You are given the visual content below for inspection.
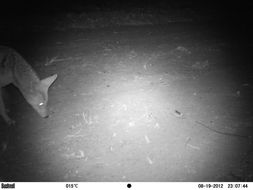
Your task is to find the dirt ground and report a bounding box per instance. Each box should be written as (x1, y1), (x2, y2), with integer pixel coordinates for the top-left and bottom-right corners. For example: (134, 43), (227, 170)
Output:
(0, 23), (253, 181)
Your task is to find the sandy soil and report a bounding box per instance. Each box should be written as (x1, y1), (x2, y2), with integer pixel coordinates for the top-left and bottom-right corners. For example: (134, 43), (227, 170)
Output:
(0, 23), (253, 181)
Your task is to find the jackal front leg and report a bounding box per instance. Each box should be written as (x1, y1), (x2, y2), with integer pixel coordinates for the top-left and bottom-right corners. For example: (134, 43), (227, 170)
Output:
(0, 88), (15, 125)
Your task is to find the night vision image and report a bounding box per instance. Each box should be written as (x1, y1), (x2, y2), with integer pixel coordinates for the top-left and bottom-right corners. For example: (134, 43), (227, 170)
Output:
(0, 0), (252, 182)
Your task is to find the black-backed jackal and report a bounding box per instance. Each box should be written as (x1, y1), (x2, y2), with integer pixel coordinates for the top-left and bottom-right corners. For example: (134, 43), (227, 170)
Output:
(0, 46), (57, 125)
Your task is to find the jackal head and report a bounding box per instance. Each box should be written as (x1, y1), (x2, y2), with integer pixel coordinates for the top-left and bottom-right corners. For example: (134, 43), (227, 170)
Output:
(25, 74), (57, 118)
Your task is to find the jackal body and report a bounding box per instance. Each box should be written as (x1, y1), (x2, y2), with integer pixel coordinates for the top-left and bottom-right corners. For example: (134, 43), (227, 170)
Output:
(0, 46), (57, 125)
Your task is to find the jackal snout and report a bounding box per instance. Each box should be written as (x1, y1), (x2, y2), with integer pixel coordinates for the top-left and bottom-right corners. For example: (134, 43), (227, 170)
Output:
(29, 99), (49, 118)
(34, 104), (49, 118)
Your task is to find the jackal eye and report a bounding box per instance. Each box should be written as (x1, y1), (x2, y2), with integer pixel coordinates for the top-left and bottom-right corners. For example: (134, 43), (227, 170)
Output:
(39, 102), (44, 106)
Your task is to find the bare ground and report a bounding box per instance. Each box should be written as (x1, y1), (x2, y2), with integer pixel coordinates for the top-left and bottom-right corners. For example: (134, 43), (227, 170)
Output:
(0, 23), (253, 181)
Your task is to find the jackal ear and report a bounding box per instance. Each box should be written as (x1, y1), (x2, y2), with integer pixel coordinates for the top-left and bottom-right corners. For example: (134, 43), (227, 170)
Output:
(41, 74), (58, 89)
